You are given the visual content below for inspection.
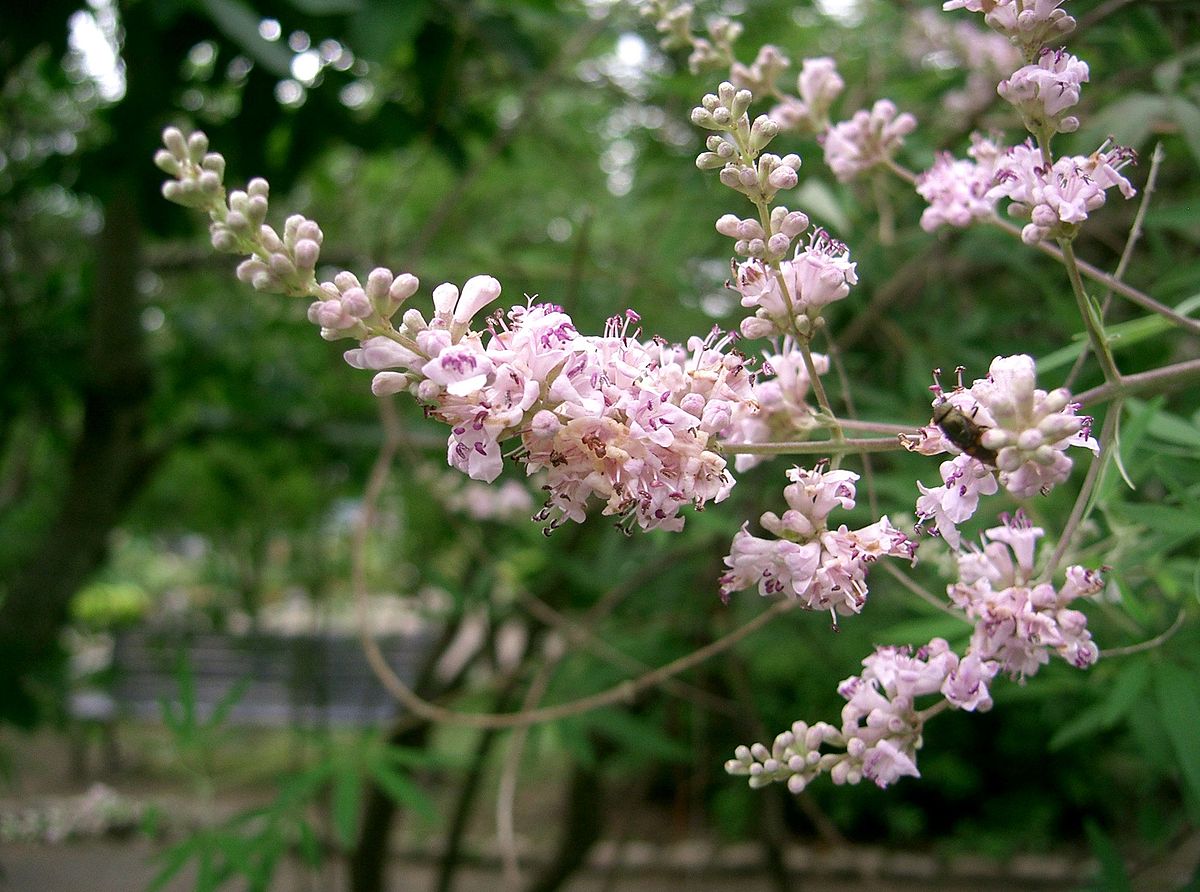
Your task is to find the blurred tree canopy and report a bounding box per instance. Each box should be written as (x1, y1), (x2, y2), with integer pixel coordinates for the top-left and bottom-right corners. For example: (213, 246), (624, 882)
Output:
(2, 0), (1200, 883)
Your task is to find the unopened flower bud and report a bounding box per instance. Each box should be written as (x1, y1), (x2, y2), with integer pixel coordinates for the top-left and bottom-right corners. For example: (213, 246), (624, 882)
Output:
(453, 275), (502, 325)
(401, 307), (427, 332)
(696, 151), (724, 170)
(268, 252), (295, 279)
(210, 228), (237, 252)
(334, 270), (361, 292)
(750, 115), (779, 152)
(768, 166), (798, 190)
(163, 127), (187, 159)
(389, 273), (419, 304)
(198, 170), (222, 193)
(294, 239), (320, 270)
(154, 149), (180, 175)
(371, 372), (411, 396)
(341, 287), (372, 318)
(186, 131), (209, 161)
(247, 177), (269, 199)
(780, 210), (809, 237)
(767, 232), (791, 256)
(715, 214), (742, 238)
(259, 226), (284, 254)
(432, 282), (459, 316)
(202, 153), (225, 177)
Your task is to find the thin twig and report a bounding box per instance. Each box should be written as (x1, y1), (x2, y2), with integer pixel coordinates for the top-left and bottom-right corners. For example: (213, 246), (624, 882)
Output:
(1100, 609), (1186, 658)
(825, 338), (880, 518)
(517, 592), (740, 716)
(1065, 143), (1165, 390)
(721, 436), (904, 456)
(1043, 400), (1122, 578)
(1076, 358), (1200, 407)
(880, 562), (970, 623)
(497, 658), (555, 889)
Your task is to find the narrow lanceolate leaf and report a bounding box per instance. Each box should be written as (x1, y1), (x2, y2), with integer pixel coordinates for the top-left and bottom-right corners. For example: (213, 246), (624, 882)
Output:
(1154, 661), (1200, 819)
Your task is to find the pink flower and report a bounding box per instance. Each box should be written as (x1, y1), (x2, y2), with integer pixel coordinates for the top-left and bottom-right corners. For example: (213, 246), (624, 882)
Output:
(823, 100), (916, 182)
(719, 466), (914, 612)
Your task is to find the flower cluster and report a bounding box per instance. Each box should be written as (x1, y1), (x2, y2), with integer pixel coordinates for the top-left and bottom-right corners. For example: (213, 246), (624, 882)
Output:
(942, 0), (1076, 58)
(822, 100), (917, 183)
(990, 140), (1137, 244)
(767, 57), (845, 134)
(728, 511), (1103, 792)
(997, 48), (1089, 137)
(731, 229), (858, 340)
(951, 514), (1102, 678)
(726, 638), (994, 791)
(906, 354), (1095, 543)
(915, 133), (1003, 232)
(158, 128), (757, 535)
(356, 299), (756, 533)
(719, 466), (914, 613)
(722, 341), (829, 472)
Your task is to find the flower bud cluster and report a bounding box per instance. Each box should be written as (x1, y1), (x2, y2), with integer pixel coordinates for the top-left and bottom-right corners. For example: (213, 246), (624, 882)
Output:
(768, 59), (844, 134)
(950, 513), (1102, 677)
(728, 638), (995, 792)
(997, 48), (1088, 137)
(722, 341), (828, 472)
(715, 206), (809, 262)
(730, 44), (791, 97)
(822, 100), (917, 183)
(989, 140), (1137, 244)
(692, 83), (800, 207)
(915, 133), (1003, 232)
(643, 1), (743, 74)
(308, 268), (420, 341)
(156, 128), (226, 209)
(906, 354), (1096, 544)
(234, 211), (325, 298)
(732, 229), (857, 340)
(942, 0), (1075, 59)
(158, 128), (424, 342)
(718, 465), (914, 613)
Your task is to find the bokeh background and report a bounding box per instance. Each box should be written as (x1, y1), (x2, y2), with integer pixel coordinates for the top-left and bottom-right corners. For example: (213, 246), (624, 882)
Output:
(2, 0), (1199, 889)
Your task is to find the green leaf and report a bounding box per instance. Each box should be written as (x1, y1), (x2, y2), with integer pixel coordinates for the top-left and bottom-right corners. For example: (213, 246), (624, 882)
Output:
(296, 819), (323, 867)
(331, 763), (362, 848)
(148, 838), (198, 892)
(369, 761), (437, 820)
(1076, 93), (1167, 155)
(1167, 98), (1200, 170)
(795, 178), (850, 234)
(1049, 662), (1151, 750)
(1154, 661), (1200, 819)
(1115, 502), (1200, 539)
(205, 677), (249, 731)
(1037, 293), (1200, 375)
(201, 0), (294, 77)
(579, 709), (690, 763)
(348, 0), (428, 65)
(1084, 820), (1132, 892)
